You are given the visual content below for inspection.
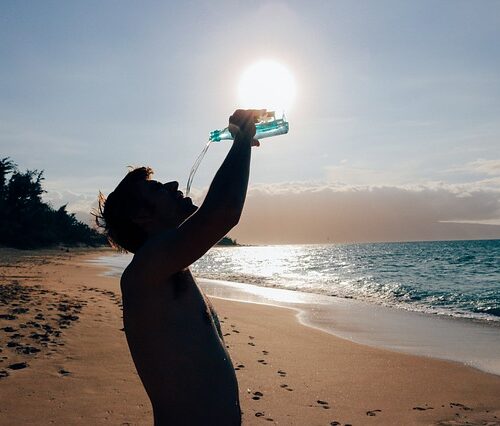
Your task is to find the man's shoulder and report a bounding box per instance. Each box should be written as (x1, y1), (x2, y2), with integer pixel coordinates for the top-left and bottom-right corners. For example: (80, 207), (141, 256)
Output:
(121, 257), (135, 279)
(120, 259), (138, 294)
(120, 250), (192, 294)
(120, 252), (156, 293)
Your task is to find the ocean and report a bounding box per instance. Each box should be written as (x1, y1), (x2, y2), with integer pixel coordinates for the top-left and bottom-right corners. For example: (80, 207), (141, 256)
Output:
(90, 239), (500, 374)
(191, 239), (500, 322)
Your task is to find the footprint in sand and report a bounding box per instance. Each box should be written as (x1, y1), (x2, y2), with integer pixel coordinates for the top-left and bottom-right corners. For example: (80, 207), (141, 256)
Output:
(257, 359), (268, 365)
(254, 412), (274, 422)
(0, 370), (9, 378)
(366, 409), (382, 416)
(0, 314), (17, 320)
(280, 384), (294, 391)
(277, 369), (286, 377)
(16, 345), (41, 355)
(248, 342), (255, 346)
(449, 402), (472, 411)
(317, 400), (331, 409)
(59, 369), (71, 376)
(252, 391), (264, 400)
(262, 350), (269, 355)
(8, 362), (28, 370)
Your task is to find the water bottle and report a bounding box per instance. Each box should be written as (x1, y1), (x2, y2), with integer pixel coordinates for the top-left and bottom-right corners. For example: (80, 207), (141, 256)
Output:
(209, 112), (289, 142)
(186, 111), (289, 196)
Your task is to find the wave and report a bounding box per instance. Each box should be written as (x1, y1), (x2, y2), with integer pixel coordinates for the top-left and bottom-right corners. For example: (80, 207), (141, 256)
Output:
(194, 271), (500, 323)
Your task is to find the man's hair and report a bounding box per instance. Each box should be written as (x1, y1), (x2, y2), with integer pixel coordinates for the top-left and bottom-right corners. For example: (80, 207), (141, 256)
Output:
(95, 166), (154, 253)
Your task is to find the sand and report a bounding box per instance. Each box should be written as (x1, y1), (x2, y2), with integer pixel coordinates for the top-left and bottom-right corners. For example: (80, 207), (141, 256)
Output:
(0, 248), (499, 425)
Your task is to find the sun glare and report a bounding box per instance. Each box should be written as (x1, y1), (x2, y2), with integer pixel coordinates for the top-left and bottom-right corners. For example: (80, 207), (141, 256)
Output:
(238, 60), (296, 113)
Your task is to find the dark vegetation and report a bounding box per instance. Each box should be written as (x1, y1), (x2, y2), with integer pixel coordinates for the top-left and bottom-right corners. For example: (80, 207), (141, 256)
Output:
(0, 157), (106, 249)
(217, 236), (238, 246)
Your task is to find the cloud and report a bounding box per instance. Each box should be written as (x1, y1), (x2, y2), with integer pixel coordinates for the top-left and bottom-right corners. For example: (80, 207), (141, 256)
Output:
(42, 174), (500, 244)
(230, 182), (500, 244)
(453, 159), (500, 177)
(325, 163), (407, 186)
(43, 189), (99, 226)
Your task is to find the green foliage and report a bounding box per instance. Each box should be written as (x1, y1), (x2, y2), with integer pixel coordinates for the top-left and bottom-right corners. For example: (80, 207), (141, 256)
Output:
(0, 157), (107, 249)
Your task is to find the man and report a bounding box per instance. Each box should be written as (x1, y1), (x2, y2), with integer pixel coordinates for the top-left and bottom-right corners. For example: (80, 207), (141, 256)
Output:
(97, 110), (261, 425)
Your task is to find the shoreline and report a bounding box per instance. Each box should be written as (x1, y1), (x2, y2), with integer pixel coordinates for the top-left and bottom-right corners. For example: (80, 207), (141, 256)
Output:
(198, 278), (500, 377)
(1, 248), (500, 425)
(89, 253), (500, 377)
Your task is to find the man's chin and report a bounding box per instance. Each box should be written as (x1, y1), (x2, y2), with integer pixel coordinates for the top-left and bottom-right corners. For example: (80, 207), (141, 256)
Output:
(185, 201), (198, 216)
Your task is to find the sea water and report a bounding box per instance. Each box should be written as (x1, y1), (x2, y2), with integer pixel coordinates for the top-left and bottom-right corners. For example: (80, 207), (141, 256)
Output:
(191, 240), (500, 322)
(90, 239), (500, 374)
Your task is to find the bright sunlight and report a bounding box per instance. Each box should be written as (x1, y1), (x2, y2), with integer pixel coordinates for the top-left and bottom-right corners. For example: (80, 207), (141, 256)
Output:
(238, 59), (296, 113)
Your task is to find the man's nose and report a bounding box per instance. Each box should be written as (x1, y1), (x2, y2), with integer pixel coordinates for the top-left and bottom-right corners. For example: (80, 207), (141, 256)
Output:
(164, 181), (179, 192)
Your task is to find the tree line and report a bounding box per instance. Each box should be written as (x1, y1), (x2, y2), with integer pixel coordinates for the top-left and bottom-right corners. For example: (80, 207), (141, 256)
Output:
(0, 157), (106, 249)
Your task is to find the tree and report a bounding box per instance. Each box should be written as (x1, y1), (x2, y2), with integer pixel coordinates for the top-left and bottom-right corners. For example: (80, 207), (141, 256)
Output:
(0, 157), (16, 198)
(0, 157), (107, 249)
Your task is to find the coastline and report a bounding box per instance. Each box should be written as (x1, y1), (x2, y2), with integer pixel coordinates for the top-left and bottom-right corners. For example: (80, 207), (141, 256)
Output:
(1, 249), (499, 425)
(197, 278), (500, 377)
(90, 253), (500, 377)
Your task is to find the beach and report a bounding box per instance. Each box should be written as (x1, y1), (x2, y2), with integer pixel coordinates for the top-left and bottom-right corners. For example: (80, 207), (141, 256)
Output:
(1, 249), (499, 425)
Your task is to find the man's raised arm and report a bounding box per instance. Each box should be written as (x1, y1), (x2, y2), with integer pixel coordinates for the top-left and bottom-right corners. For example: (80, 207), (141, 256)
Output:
(132, 109), (260, 279)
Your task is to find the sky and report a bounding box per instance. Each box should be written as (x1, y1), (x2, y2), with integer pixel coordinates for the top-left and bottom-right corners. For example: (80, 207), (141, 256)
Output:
(1, 1), (500, 244)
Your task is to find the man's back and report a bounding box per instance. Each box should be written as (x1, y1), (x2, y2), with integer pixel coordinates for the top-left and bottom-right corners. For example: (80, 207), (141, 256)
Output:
(121, 266), (241, 425)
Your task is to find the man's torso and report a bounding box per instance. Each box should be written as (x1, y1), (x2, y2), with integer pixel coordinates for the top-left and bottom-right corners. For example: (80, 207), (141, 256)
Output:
(120, 267), (241, 425)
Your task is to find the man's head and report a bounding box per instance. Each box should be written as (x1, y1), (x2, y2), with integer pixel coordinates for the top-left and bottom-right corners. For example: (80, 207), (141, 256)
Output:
(96, 167), (197, 253)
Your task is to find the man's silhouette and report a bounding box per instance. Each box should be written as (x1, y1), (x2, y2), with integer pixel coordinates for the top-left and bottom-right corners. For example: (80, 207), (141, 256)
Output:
(97, 110), (261, 425)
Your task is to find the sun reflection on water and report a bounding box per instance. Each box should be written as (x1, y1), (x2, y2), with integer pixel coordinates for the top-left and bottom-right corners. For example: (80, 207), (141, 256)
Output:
(212, 245), (307, 281)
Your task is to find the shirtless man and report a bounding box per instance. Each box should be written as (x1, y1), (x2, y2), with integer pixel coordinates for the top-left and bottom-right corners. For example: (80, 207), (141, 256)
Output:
(97, 110), (261, 425)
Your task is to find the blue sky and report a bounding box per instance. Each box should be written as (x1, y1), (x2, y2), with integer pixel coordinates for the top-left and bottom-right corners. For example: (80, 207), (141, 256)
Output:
(1, 1), (500, 242)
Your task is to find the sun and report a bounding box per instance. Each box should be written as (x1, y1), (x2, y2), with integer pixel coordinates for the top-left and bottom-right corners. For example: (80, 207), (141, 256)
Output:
(238, 60), (296, 113)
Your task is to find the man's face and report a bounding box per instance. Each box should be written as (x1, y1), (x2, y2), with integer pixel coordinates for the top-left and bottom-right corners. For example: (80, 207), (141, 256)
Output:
(136, 180), (197, 230)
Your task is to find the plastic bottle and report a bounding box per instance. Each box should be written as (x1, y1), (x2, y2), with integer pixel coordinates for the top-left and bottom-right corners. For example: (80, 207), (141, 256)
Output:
(209, 112), (289, 142)
(186, 111), (289, 196)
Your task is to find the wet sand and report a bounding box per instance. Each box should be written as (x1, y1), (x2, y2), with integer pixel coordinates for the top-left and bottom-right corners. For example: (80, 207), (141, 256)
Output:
(0, 248), (499, 425)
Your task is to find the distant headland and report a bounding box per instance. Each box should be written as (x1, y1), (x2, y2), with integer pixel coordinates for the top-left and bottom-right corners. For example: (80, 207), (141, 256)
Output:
(217, 236), (239, 246)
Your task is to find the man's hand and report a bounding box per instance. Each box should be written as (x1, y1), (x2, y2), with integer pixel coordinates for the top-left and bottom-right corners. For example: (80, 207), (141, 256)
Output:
(228, 109), (264, 147)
